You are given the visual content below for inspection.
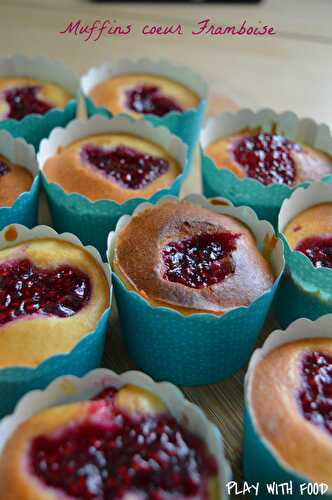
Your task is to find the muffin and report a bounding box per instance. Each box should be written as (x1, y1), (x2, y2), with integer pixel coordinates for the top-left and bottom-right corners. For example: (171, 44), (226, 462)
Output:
(113, 199), (275, 314)
(0, 153), (33, 207)
(205, 130), (332, 187)
(283, 203), (332, 268)
(0, 237), (109, 367)
(0, 383), (219, 499)
(89, 73), (200, 118)
(0, 77), (72, 120)
(247, 337), (332, 489)
(109, 196), (283, 385)
(43, 132), (181, 203)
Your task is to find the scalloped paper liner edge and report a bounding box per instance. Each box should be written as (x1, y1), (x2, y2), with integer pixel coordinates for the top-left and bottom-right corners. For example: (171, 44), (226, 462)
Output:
(107, 193), (285, 316)
(200, 109), (332, 199)
(0, 223), (112, 370)
(0, 130), (38, 177)
(201, 108), (332, 154)
(0, 368), (231, 499)
(37, 114), (188, 206)
(0, 54), (78, 96)
(245, 314), (332, 488)
(80, 58), (208, 101)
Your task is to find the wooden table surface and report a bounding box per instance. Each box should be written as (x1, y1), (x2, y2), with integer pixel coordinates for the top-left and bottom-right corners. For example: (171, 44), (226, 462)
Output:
(1, 0), (332, 490)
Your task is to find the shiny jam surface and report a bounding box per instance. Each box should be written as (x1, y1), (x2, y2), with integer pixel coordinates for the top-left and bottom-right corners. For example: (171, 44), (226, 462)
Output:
(232, 132), (301, 186)
(298, 351), (332, 435)
(295, 236), (332, 269)
(0, 158), (10, 176)
(81, 144), (169, 190)
(30, 392), (217, 499)
(3, 85), (53, 120)
(125, 84), (183, 117)
(162, 231), (239, 288)
(0, 258), (91, 325)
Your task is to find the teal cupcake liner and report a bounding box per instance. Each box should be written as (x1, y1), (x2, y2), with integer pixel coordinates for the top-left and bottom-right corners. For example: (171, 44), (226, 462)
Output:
(0, 369), (231, 499)
(0, 224), (112, 418)
(275, 182), (332, 327)
(81, 58), (208, 165)
(0, 54), (79, 150)
(0, 100), (77, 150)
(0, 131), (39, 230)
(244, 315), (332, 499)
(38, 114), (189, 257)
(201, 109), (332, 226)
(108, 194), (284, 386)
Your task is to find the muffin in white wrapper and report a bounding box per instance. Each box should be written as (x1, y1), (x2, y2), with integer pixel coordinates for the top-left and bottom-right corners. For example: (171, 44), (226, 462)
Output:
(0, 368), (231, 499)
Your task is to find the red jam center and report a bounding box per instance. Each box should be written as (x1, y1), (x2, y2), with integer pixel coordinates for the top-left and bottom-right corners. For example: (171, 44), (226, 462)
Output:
(295, 236), (332, 269)
(0, 159), (10, 176)
(125, 84), (183, 117)
(3, 85), (53, 120)
(30, 399), (217, 499)
(92, 386), (118, 402)
(81, 144), (169, 190)
(232, 132), (301, 186)
(162, 231), (239, 288)
(299, 351), (332, 435)
(0, 259), (91, 325)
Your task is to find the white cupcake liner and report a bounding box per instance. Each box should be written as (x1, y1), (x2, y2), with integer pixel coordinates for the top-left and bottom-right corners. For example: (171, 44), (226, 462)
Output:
(0, 368), (231, 499)
(0, 129), (38, 178)
(246, 314), (332, 383)
(201, 108), (332, 154)
(81, 58), (208, 104)
(0, 54), (78, 98)
(279, 181), (332, 232)
(0, 223), (112, 365)
(38, 113), (188, 186)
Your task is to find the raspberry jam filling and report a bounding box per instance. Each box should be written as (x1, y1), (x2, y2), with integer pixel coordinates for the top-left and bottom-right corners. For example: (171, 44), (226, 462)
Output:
(232, 132), (301, 186)
(0, 159), (10, 177)
(162, 231), (239, 288)
(30, 399), (217, 499)
(295, 236), (332, 269)
(0, 259), (91, 325)
(92, 386), (118, 402)
(125, 84), (183, 117)
(298, 351), (332, 435)
(3, 85), (53, 120)
(81, 144), (170, 190)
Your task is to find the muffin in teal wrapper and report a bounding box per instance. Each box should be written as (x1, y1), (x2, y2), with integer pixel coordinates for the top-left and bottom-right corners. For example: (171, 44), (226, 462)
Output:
(38, 114), (189, 256)
(108, 194), (284, 386)
(0, 131), (39, 230)
(0, 55), (78, 150)
(244, 315), (332, 499)
(81, 58), (208, 165)
(275, 182), (332, 328)
(0, 224), (112, 417)
(201, 109), (332, 226)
